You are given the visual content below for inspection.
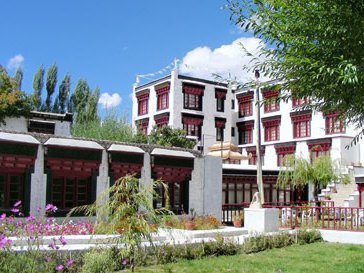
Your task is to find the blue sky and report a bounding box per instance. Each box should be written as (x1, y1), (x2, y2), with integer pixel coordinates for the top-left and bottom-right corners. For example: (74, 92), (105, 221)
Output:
(1, 0), (259, 117)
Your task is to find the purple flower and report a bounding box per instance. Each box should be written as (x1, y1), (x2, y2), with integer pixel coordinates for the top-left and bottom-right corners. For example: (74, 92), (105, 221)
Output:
(55, 264), (64, 271)
(0, 236), (12, 249)
(11, 208), (19, 214)
(59, 236), (67, 246)
(0, 213), (6, 221)
(13, 200), (21, 208)
(66, 259), (74, 267)
(45, 204), (58, 213)
(44, 256), (51, 263)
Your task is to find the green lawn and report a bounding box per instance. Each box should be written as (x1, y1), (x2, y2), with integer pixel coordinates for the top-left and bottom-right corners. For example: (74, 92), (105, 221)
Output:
(121, 242), (364, 273)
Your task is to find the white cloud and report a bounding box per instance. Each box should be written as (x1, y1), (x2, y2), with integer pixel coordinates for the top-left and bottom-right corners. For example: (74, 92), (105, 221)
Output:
(180, 37), (268, 83)
(7, 54), (24, 70)
(98, 93), (122, 109)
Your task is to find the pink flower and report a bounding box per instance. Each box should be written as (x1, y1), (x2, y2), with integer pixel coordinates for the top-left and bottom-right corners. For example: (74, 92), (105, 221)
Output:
(55, 264), (64, 271)
(13, 200), (21, 207)
(66, 259), (74, 267)
(45, 204), (58, 213)
(59, 236), (67, 246)
(0, 213), (6, 221)
(11, 208), (19, 214)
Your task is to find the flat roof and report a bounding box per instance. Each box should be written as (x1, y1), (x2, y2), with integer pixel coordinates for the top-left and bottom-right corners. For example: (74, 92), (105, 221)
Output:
(44, 138), (103, 150)
(151, 148), (195, 159)
(108, 144), (144, 154)
(0, 132), (40, 145)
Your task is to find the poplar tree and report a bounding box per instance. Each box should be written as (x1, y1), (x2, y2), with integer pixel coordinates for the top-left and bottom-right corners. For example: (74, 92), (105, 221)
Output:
(56, 74), (71, 113)
(32, 65), (44, 111)
(13, 67), (23, 90)
(45, 64), (58, 112)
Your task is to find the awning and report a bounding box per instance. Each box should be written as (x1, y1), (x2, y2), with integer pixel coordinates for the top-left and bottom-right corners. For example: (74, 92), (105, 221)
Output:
(44, 138), (103, 150)
(108, 144), (144, 154)
(151, 148), (195, 159)
(0, 132), (39, 145)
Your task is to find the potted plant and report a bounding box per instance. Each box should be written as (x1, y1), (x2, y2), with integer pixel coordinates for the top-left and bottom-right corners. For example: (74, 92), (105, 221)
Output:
(232, 211), (244, 228)
(184, 208), (196, 230)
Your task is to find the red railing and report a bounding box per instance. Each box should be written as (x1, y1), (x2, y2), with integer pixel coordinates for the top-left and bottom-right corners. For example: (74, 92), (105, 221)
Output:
(222, 204), (364, 231)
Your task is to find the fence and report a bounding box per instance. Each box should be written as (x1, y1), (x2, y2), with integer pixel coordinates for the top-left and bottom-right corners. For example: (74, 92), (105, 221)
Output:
(222, 204), (364, 232)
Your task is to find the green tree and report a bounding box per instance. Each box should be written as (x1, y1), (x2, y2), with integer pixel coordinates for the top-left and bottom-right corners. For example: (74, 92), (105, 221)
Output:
(70, 79), (91, 123)
(72, 112), (135, 142)
(45, 64), (57, 112)
(228, 1), (364, 134)
(69, 175), (170, 272)
(0, 68), (31, 123)
(13, 67), (23, 90)
(55, 74), (70, 113)
(85, 86), (100, 123)
(277, 155), (350, 201)
(148, 126), (195, 149)
(32, 65), (44, 111)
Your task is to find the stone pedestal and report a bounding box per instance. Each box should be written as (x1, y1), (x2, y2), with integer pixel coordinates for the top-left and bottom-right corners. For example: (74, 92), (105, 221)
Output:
(244, 208), (279, 233)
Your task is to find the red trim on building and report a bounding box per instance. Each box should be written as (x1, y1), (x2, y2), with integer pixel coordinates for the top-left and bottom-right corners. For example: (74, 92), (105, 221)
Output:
(183, 84), (205, 96)
(262, 89), (279, 98)
(46, 158), (99, 176)
(136, 92), (150, 100)
(215, 88), (227, 99)
(307, 140), (331, 152)
(246, 146), (266, 155)
(275, 144), (296, 154)
(290, 112), (312, 122)
(0, 155), (35, 172)
(182, 116), (203, 126)
(237, 92), (254, 103)
(215, 118), (226, 128)
(111, 162), (143, 179)
(262, 116), (281, 127)
(152, 165), (193, 183)
(155, 83), (170, 95)
(154, 114), (169, 127)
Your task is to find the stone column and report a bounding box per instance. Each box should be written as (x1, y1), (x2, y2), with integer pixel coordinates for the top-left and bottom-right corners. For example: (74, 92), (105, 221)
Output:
(30, 145), (47, 217)
(96, 150), (110, 203)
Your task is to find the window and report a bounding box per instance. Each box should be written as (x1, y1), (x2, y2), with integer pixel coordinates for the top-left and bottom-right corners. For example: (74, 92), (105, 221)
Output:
(231, 127), (235, 137)
(246, 147), (265, 165)
(275, 145), (296, 166)
(154, 114), (169, 129)
(292, 97), (309, 107)
(215, 88), (227, 112)
(262, 117), (281, 142)
(231, 99), (235, 110)
(51, 176), (92, 211)
(237, 92), (253, 117)
(28, 120), (55, 134)
(182, 115), (203, 139)
(308, 141), (331, 164)
(215, 118), (226, 141)
(0, 173), (24, 211)
(156, 84), (170, 110)
(291, 112), (311, 138)
(325, 113), (344, 134)
(136, 119), (149, 135)
(183, 84), (204, 110)
(262, 90), (279, 113)
(216, 127), (224, 141)
(237, 121), (253, 145)
(137, 92), (149, 116)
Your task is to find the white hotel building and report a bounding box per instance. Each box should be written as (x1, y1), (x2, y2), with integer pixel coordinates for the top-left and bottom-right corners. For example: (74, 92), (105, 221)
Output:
(132, 69), (364, 207)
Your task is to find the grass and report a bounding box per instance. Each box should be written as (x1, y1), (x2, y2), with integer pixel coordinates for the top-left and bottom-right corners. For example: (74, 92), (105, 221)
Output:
(120, 242), (364, 273)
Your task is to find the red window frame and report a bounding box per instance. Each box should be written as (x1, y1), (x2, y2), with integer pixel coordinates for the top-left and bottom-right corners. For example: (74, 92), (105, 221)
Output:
(275, 145), (296, 166)
(237, 92), (253, 117)
(262, 90), (279, 113)
(183, 84), (204, 110)
(265, 126), (279, 141)
(136, 119), (149, 135)
(292, 97), (309, 107)
(137, 93), (149, 116)
(155, 115), (169, 129)
(291, 113), (311, 138)
(325, 113), (344, 134)
(238, 122), (253, 145)
(157, 92), (169, 110)
(215, 89), (227, 112)
(246, 147), (265, 165)
(308, 142), (331, 164)
(0, 173), (24, 211)
(51, 176), (92, 212)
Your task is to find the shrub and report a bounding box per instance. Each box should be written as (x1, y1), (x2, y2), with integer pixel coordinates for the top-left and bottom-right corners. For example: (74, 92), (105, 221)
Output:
(81, 249), (117, 273)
